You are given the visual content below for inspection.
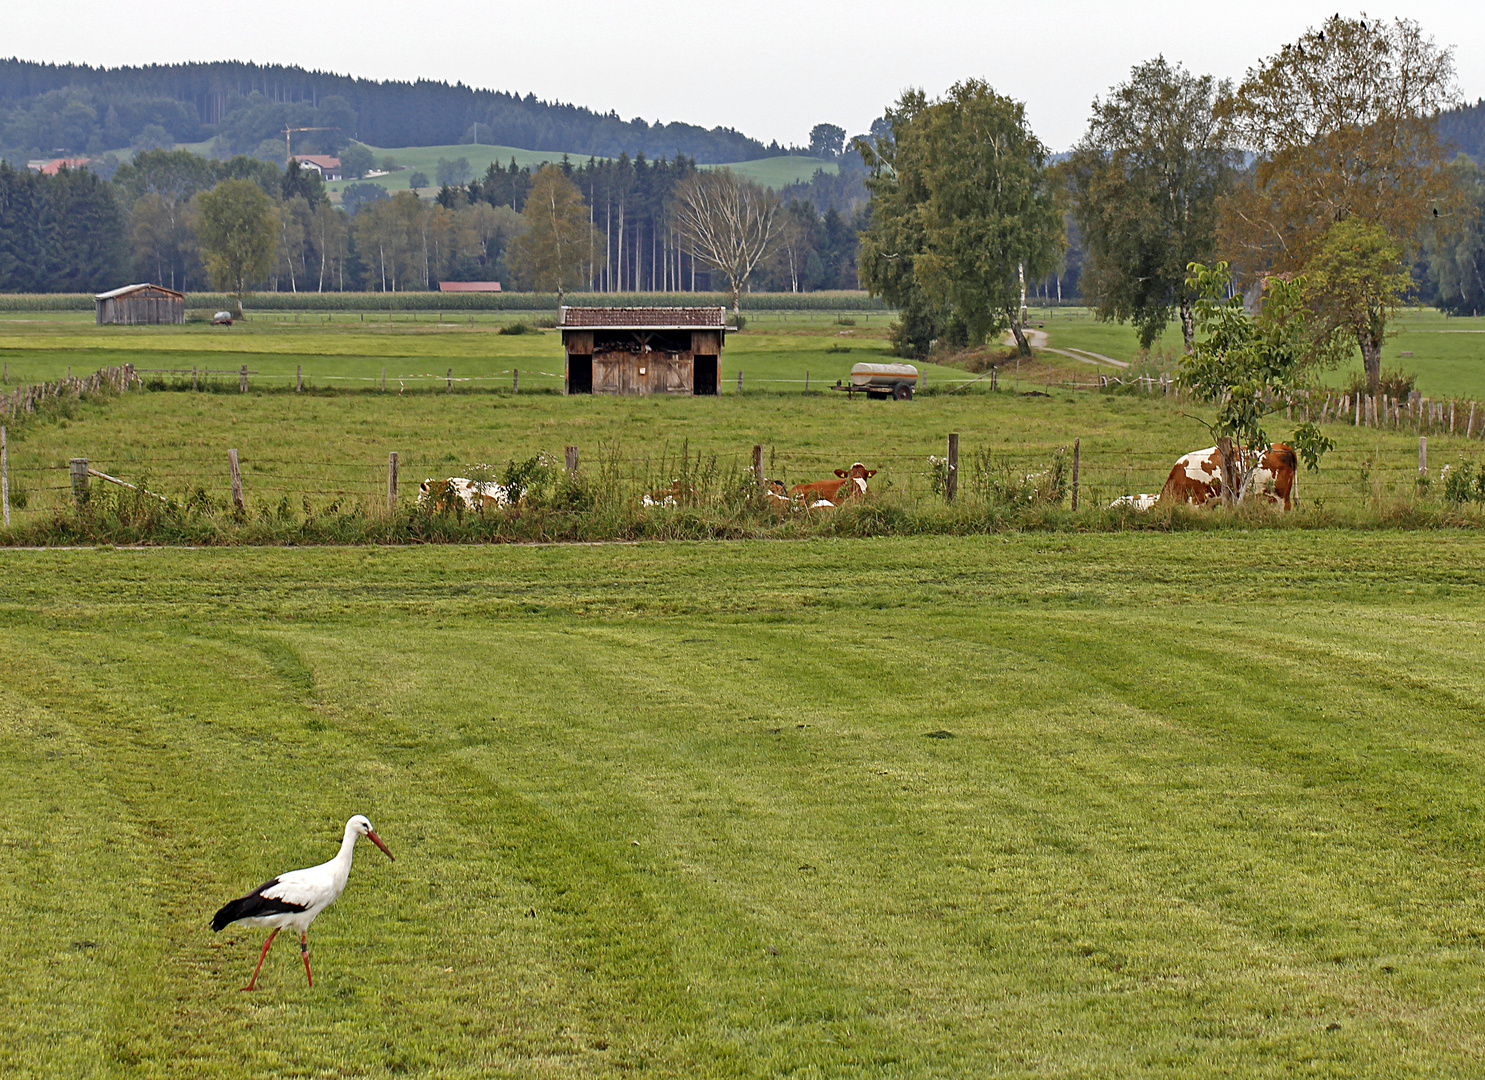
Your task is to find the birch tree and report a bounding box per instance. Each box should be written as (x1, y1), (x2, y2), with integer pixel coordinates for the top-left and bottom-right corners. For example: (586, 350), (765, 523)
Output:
(1068, 58), (1238, 351)
(508, 165), (598, 301)
(857, 80), (1061, 356)
(672, 169), (779, 313)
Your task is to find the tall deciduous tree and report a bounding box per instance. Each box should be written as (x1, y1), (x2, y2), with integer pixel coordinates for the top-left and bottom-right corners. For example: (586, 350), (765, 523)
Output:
(1300, 218), (1413, 375)
(1216, 15), (1459, 390)
(1068, 58), (1238, 351)
(195, 178), (278, 312)
(858, 80), (1061, 357)
(507, 165), (598, 301)
(672, 169), (779, 313)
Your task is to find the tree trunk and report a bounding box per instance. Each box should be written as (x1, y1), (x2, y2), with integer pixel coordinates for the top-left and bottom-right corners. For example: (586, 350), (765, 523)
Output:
(1179, 296), (1195, 354)
(731, 279), (742, 314)
(1006, 307), (1031, 357)
(1360, 332), (1383, 393)
(1217, 437), (1240, 508)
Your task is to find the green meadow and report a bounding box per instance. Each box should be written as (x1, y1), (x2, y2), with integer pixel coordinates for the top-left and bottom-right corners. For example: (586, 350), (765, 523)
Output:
(1028, 306), (1485, 401)
(315, 144), (838, 200)
(3, 308), (1481, 529)
(3, 536), (1485, 1077)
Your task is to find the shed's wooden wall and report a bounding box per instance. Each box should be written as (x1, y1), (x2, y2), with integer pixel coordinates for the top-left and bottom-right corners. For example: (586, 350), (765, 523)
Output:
(97, 295), (185, 325)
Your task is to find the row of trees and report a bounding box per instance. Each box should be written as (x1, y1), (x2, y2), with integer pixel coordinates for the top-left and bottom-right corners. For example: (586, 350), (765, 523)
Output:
(857, 15), (1471, 393)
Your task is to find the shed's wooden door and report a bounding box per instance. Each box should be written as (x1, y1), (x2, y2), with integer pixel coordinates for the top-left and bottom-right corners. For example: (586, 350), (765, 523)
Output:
(593, 354), (626, 394)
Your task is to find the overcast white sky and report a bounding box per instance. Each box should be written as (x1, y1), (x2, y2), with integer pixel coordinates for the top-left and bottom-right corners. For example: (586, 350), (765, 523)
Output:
(8, 1), (1483, 152)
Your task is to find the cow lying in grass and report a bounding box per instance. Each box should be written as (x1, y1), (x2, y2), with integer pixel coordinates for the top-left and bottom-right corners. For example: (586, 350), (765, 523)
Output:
(1113, 443), (1298, 511)
(789, 463), (877, 508)
(642, 480), (696, 508)
(418, 477), (510, 513)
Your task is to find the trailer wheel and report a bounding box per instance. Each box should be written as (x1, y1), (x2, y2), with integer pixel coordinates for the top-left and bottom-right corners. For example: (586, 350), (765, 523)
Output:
(893, 383), (914, 401)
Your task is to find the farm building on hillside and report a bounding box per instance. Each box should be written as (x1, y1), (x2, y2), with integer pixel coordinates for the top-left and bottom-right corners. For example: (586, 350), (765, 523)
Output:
(559, 307), (726, 396)
(292, 154), (343, 181)
(95, 283), (185, 325)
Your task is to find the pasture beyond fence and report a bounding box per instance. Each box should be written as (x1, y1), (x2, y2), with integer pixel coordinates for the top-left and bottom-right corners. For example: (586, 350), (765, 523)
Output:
(7, 361), (1485, 538)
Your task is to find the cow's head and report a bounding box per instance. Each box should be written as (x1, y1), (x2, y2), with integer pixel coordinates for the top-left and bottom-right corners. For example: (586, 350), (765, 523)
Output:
(832, 463), (878, 480)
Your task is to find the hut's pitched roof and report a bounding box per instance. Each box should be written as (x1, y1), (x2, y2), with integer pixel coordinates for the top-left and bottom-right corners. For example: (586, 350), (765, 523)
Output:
(95, 283), (185, 301)
(559, 306), (726, 330)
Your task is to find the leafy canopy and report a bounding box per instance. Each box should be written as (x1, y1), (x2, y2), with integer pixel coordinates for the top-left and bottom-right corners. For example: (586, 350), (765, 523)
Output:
(858, 80), (1061, 350)
(1068, 58), (1237, 350)
(1178, 262), (1338, 471)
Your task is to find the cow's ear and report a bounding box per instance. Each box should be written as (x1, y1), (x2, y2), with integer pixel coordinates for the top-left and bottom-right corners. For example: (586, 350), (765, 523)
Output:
(866, 469), (877, 478)
(834, 469), (847, 478)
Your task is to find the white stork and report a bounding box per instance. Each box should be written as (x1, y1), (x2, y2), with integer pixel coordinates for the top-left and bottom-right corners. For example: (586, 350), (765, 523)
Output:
(211, 814), (394, 991)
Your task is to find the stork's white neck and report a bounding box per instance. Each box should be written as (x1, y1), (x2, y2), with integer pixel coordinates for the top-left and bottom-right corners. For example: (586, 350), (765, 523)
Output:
(332, 820), (361, 877)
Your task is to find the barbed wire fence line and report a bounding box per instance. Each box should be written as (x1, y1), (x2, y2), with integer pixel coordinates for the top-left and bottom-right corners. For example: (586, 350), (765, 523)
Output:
(4, 359), (1485, 526)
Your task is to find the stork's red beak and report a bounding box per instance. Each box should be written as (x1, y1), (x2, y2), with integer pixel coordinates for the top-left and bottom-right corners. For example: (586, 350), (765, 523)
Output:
(367, 829), (395, 861)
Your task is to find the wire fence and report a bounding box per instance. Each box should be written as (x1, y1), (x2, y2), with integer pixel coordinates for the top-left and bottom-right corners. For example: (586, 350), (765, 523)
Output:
(1, 436), (1465, 524)
(4, 361), (1484, 525)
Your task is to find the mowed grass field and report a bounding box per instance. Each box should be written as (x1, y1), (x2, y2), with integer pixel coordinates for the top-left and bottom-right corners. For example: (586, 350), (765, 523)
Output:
(3, 536), (1485, 1077)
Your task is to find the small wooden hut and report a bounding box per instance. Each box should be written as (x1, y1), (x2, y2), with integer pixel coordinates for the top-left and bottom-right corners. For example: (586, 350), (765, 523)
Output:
(559, 307), (726, 395)
(95, 284), (185, 325)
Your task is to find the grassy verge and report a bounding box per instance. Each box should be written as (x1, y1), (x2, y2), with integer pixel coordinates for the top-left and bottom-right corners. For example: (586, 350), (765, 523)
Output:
(4, 535), (1485, 1076)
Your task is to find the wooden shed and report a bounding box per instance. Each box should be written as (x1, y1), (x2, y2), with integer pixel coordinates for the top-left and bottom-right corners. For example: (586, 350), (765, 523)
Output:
(559, 306), (726, 396)
(95, 283), (185, 325)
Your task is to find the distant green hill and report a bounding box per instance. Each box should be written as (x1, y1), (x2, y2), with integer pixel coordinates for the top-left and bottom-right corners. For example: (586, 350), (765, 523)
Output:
(324, 144), (837, 199)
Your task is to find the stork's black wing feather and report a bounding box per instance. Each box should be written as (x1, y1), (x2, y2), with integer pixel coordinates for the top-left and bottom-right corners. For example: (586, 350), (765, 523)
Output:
(211, 877), (309, 931)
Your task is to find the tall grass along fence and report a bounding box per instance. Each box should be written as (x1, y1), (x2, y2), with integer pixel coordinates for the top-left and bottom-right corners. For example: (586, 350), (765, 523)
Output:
(7, 427), (1485, 546)
(0, 291), (893, 314)
(2, 363), (139, 422)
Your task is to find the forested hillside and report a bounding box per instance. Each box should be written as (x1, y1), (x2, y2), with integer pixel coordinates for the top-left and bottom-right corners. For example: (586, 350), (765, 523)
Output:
(0, 59), (782, 164)
(1442, 98), (1485, 161)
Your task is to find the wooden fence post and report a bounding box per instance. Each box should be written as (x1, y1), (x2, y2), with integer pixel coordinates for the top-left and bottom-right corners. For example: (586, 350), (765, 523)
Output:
(1419, 436), (1428, 477)
(946, 433), (959, 503)
(387, 451), (399, 510)
(382, 367), (386, 392)
(1, 425), (8, 527)
(565, 445), (579, 475)
(513, 368), (519, 393)
(296, 365), (303, 392)
(228, 448), (244, 514)
(2, 362), (6, 382)
(752, 444), (764, 489)
(239, 364), (248, 393)
(990, 367), (997, 392)
(805, 370), (809, 392)
(70, 457), (89, 510)
(447, 368), (452, 392)
(1071, 437), (1080, 511)
(192, 365), (198, 391)
(737, 370), (744, 394)
(1469, 402), (1477, 439)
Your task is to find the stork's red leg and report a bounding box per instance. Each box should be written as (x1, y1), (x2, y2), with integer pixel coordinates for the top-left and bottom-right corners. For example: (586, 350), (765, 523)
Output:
(300, 931), (312, 987)
(243, 928), (279, 991)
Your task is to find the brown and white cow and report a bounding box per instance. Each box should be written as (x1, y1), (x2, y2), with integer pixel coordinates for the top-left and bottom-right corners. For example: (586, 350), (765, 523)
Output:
(1157, 443), (1298, 510)
(642, 480), (696, 508)
(789, 463), (877, 508)
(418, 477), (510, 512)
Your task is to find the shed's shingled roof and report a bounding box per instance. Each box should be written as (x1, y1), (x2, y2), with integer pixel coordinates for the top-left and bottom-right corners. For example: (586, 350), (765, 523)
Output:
(95, 283), (185, 301)
(559, 306), (726, 329)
